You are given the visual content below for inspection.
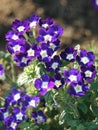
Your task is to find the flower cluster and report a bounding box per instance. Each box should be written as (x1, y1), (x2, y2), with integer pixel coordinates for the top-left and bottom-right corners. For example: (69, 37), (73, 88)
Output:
(6, 15), (63, 68)
(0, 88), (46, 130)
(4, 14), (97, 129)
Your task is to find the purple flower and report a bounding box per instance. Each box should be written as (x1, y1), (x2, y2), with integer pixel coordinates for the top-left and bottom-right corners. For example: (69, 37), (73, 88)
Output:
(77, 50), (95, 66)
(48, 24), (63, 37)
(25, 43), (37, 60)
(64, 69), (83, 84)
(34, 74), (54, 95)
(37, 43), (53, 62)
(36, 29), (57, 43)
(5, 30), (20, 42)
(14, 53), (31, 67)
(29, 14), (40, 29)
(32, 110), (46, 124)
(13, 107), (26, 123)
(0, 108), (9, 121)
(39, 18), (53, 29)
(68, 82), (89, 97)
(60, 46), (77, 62)
(81, 65), (96, 82)
(7, 42), (25, 55)
(5, 88), (22, 107)
(52, 73), (64, 90)
(12, 19), (29, 35)
(5, 115), (17, 130)
(45, 55), (62, 72)
(48, 39), (60, 52)
(22, 95), (40, 109)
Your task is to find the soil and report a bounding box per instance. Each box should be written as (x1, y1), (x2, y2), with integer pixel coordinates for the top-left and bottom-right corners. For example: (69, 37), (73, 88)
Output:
(0, 0), (98, 98)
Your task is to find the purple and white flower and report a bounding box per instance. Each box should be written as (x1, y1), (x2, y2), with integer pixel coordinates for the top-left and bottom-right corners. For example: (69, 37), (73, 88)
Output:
(64, 69), (83, 84)
(32, 110), (46, 124)
(0, 64), (5, 80)
(45, 55), (62, 72)
(68, 82), (89, 97)
(37, 43), (53, 62)
(52, 73), (64, 90)
(77, 50), (95, 66)
(81, 65), (96, 82)
(34, 74), (54, 95)
(29, 14), (40, 29)
(39, 18), (53, 29)
(12, 19), (29, 35)
(60, 46), (77, 62)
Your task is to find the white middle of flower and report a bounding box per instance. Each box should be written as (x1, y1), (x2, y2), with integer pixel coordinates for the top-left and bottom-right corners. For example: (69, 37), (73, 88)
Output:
(40, 50), (48, 59)
(74, 84), (82, 93)
(66, 54), (74, 61)
(14, 93), (20, 101)
(21, 57), (27, 64)
(42, 23), (48, 28)
(41, 82), (48, 89)
(11, 122), (17, 129)
(17, 26), (25, 32)
(30, 21), (37, 28)
(85, 70), (92, 77)
(13, 45), (21, 52)
(16, 112), (23, 120)
(4, 111), (9, 119)
(68, 75), (77, 82)
(51, 62), (58, 70)
(44, 34), (52, 42)
(81, 57), (89, 64)
(55, 80), (61, 88)
(29, 100), (35, 107)
(27, 49), (34, 57)
(50, 43), (56, 50)
(12, 34), (19, 40)
(36, 115), (43, 123)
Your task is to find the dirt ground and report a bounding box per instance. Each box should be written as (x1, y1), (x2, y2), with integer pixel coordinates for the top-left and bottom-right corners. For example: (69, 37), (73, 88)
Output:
(0, 0), (98, 96)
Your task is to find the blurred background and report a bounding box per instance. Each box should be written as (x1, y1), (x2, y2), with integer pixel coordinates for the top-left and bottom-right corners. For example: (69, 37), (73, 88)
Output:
(0, 0), (98, 51)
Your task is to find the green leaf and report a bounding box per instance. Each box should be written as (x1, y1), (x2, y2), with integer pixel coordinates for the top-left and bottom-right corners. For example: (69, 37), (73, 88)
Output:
(76, 124), (86, 130)
(78, 103), (88, 114)
(44, 91), (53, 103)
(92, 105), (98, 118)
(90, 81), (98, 91)
(40, 124), (50, 130)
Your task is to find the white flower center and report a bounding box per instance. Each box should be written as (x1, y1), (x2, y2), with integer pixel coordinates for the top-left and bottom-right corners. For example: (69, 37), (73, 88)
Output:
(16, 112), (23, 120)
(66, 54), (74, 61)
(68, 75), (77, 82)
(14, 93), (20, 101)
(74, 84), (82, 93)
(55, 80), (61, 88)
(21, 57), (27, 64)
(12, 34), (19, 40)
(13, 45), (21, 52)
(11, 122), (17, 129)
(85, 70), (92, 78)
(29, 100), (35, 107)
(44, 34), (52, 42)
(37, 116), (43, 123)
(30, 21), (37, 28)
(81, 57), (89, 64)
(27, 49), (34, 57)
(17, 26), (25, 32)
(42, 82), (48, 89)
(4, 111), (9, 119)
(51, 62), (58, 70)
(42, 23), (48, 28)
(40, 50), (48, 59)
(50, 43), (56, 50)
(96, 0), (98, 5)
